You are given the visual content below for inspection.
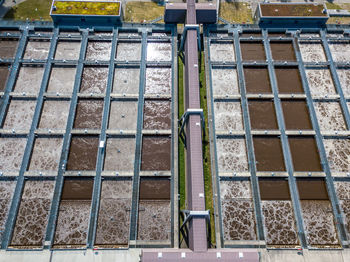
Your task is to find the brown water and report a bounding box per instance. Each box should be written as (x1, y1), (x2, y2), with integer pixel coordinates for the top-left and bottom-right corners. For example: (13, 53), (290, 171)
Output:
(275, 67), (304, 94)
(47, 66), (76, 94)
(268, 32), (286, 37)
(222, 199), (257, 240)
(244, 67), (272, 94)
(3, 100), (36, 130)
(113, 68), (140, 95)
(23, 40), (50, 60)
(139, 178), (170, 200)
(73, 100), (103, 129)
(85, 41), (112, 61)
(61, 178), (94, 200)
(248, 100), (278, 130)
(220, 180), (257, 241)
(289, 137), (322, 172)
(95, 180), (132, 246)
(0, 39), (18, 59)
(335, 182), (350, 235)
(297, 178), (328, 200)
(270, 42), (296, 61)
(253, 136), (285, 171)
(11, 181), (54, 247)
(108, 101), (138, 130)
(39, 100), (70, 129)
(281, 100), (313, 130)
(0, 65), (10, 91)
(259, 179), (290, 200)
(141, 136), (171, 171)
(55, 41), (81, 60)
(137, 200), (171, 241)
(66, 136), (99, 171)
(14, 66), (44, 94)
(262, 200), (299, 246)
(80, 67), (108, 94)
(214, 101), (243, 131)
(240, 42), (266, 61)
(104, 138), (135, 172)
(54, 200), (91, 246)
(0, 138), (26, 172)
(300, 200), (339, 246)
(324, 138), (350, 173)
(145, 68), (171, 95)
(0, 181), (16, 241)
(216, 138), (249, 173)
(241, 32), (262, 38)
(29, 138), (63, 171)
(314, 102), (346, 131)
(143, 100), (171, 130)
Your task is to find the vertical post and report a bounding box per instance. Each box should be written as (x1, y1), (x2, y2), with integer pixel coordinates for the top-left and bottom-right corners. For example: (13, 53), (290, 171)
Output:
(129, 28), (148, 246)
(292, 32), (349, 247)
(233, 28), (265, 244)
(44, 29), (89, 249)
(86, 27), (119, 248)
(1, 27), (59, 249)
(262, 29), (307, 248)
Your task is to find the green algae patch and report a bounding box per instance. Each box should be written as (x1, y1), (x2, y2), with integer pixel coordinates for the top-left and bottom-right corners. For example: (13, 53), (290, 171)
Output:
(52, 1), (120, 16)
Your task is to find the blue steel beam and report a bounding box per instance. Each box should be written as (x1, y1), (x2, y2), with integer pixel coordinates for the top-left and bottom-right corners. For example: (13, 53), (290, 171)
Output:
(262, 29), (307, 248)
(0, 27), (28, 126)
(129, 28), (148, 245)
(319, 30), (350, 130)
(1, 27), (59, 249)
(204, 25), (225, 247)
(86, 27), (119, 248)
(232, 27), (265, 244)
(292, 33), (349, 248)
(170, 25), (177, 248)
(44, 29), (89, 249)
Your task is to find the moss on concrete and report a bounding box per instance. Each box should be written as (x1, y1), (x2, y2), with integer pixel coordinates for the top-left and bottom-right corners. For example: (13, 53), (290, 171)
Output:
(124, 2), (164, 23)
(219, 2), (253, 24)
(52, 1), (120, 16)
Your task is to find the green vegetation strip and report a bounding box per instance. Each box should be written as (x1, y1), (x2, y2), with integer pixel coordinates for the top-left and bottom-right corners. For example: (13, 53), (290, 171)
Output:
(178, 54), (215, 246)
(200, 52), (215, 246)
(178, 57), (186, 212)
(52, 1), (120, 16)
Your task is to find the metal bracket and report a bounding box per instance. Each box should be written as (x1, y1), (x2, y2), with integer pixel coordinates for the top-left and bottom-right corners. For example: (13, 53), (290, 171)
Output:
(178, 108), (205, 147)
(180, 210), (211, 248)
(179, 24), (201, 53)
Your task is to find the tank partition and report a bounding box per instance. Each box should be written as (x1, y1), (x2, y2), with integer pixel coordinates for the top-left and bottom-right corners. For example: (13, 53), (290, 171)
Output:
(204, 24), (350, 249)
(130, 26), (176, 247)
(0, 23), (177, 250)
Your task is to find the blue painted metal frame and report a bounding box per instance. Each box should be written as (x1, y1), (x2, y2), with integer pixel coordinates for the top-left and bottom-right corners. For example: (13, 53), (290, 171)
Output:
(86, 27), (119, 248)
(232, 27), (265, 244)
(291, 32), (349, 247)
(179, 25), (201, 53)
(204, 26), (225, 247)
(128, 28), (148, 245)
(44, 29), (89, 249)
(170, 25), (177, 248)
(262, 29), (307, 248)
(0, 27), (28, 126)
(1, 27), (59, 249)
(319, 30), (350, 129)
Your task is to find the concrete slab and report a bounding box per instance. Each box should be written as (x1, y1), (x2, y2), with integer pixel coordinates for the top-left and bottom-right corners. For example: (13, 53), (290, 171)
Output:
(51, 249), (141, 262)
(0, 250), (51, 262)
